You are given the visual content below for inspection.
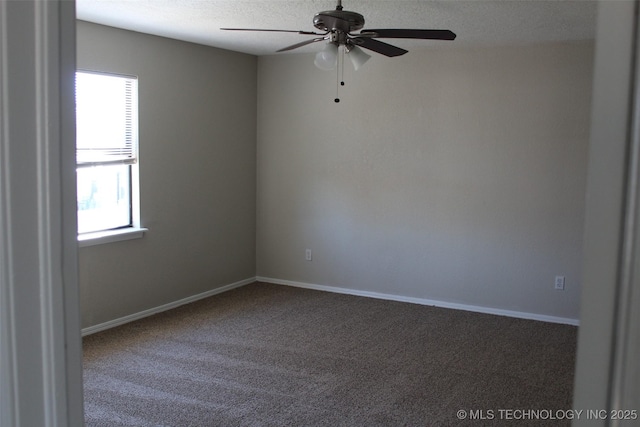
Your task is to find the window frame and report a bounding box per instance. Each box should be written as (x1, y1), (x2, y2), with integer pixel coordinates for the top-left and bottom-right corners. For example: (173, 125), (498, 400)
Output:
(75, 70), (146, 246)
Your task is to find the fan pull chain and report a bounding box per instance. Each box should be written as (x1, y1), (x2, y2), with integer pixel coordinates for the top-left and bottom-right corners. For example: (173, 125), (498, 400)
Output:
(334, 50), (340, 103)
(335, 46), (345, 103)
(341, 46), (345, 86)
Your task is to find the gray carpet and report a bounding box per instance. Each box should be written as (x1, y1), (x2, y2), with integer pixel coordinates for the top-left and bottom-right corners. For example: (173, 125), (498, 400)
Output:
(83, 282), (577, 426)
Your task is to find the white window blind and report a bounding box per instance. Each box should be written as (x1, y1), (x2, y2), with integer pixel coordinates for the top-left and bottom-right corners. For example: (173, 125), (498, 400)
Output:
(76, 72), (138, 166)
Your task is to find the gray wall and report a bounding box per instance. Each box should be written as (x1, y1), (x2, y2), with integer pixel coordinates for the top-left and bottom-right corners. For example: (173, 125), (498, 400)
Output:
(77, 21), (591, 326)
(256, 41), (593, 321)
(77, 22), (257, 328)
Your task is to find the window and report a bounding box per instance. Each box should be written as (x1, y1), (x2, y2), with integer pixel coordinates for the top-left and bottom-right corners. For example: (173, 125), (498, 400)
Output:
(76, 71), (144, 244)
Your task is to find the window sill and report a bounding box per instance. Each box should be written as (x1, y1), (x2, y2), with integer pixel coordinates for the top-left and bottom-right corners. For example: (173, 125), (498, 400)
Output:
(78, 227), (148, 248)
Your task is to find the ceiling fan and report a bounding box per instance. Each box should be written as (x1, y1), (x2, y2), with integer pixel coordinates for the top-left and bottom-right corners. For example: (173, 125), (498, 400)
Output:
(222, 0), (456, 101)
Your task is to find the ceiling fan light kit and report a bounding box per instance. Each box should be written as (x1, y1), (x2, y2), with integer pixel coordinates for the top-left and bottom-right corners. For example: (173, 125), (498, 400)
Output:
(314, 42), (339, 70)
(346, 45), (371, 71)
(222, 0), (455, 100)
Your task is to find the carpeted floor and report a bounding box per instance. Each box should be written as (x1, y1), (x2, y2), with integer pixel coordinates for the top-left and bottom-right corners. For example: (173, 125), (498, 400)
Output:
(83, 282), (577, 426)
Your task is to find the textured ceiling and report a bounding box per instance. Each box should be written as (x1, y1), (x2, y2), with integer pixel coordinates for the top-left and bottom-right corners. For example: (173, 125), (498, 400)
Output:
(76, 0), (597, 56)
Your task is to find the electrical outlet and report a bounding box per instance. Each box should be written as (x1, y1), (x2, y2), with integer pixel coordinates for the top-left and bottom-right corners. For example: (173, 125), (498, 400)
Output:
(305, 249), (312, 261)
(555, 276), (565, 290)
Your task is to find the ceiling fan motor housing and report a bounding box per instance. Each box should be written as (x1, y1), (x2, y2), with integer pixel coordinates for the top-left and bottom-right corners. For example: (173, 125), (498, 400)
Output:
(313, 10), (365, 33)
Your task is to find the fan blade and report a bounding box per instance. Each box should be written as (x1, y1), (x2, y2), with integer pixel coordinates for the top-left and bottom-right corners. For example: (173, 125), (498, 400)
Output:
(277, 37), (327, 52)
(360, 29), (456, 40)
(221, 28), (325, 36)
(352, 37), (407, 57)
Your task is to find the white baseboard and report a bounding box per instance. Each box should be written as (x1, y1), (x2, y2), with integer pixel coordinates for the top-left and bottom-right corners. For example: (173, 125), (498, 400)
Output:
(82, 276), (579, 336)
(256, 276), (580, 326)
(81, 277), (256, 336)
